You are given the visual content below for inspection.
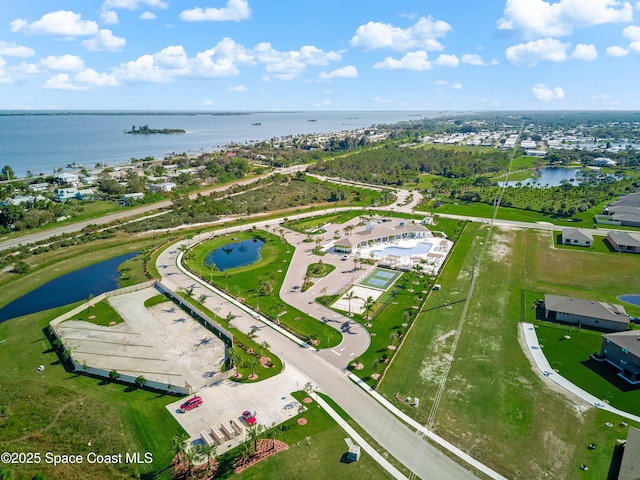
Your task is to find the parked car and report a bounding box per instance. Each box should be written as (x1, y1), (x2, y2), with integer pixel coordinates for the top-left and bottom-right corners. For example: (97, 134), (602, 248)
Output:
(242, 410), (257, 425)
(179, 396), (203, 413)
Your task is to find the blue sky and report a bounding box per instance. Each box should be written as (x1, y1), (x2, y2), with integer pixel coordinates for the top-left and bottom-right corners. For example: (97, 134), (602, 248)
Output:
(1, 0), (640, 110)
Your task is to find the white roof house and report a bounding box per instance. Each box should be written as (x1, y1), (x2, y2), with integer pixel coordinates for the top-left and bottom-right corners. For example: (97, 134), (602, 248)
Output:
(562, 227), (593, 247)
(149, 182), (176, 193)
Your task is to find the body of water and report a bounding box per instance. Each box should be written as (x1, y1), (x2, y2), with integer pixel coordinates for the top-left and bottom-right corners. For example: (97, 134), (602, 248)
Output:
(0, 110), (431, 177)
(618, 294), (640, 307)
(505, 167), (606, 188)
(0, 252), (137, 323)
(205, 238), (264, 271)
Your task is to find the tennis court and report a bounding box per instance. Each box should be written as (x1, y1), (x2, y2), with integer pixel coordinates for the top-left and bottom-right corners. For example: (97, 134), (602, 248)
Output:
(359, 267), (401, 290)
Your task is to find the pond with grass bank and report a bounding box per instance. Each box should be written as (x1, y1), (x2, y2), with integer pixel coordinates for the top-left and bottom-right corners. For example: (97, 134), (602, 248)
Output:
(205, 238), (264, 271)
(618, 294), (640, 307)
(0, 252), (138, 323)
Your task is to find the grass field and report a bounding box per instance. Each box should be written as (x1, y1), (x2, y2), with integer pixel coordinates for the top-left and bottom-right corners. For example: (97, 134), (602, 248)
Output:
(377, 223), (640, 479)
(184, 231), (343, 348)
(214, 392), (393, 480)
(0, 305), (185, 480)
(536, 324), (640, 415)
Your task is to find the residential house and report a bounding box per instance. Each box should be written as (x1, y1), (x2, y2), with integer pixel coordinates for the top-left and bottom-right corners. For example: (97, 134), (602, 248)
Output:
(55, 172), (80, 185)
(121, 192), (145, 205)
(28, 183), (50, 193)
(608, 232), (640, 253)
(600, 192), (640, 227)
(593, 157), (616, 167)
(562, 227), (593, 247)
(149, 182), (176, 193)
(544, 294), (630, 331)
(619, 427), (640, 479)
(6, 194), (46, 207)
(600, 331), (640, 384)
(55, 187), (94, 202)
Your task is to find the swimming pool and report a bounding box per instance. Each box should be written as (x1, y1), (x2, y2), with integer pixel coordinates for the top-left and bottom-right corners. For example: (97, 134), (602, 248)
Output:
(372, 241), (433, 257)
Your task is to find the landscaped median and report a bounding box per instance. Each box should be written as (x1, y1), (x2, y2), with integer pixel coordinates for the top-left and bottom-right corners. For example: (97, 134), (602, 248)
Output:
(181, 230), (342, 348)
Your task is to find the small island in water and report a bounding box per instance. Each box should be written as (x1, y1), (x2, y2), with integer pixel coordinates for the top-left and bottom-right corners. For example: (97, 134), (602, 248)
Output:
(126, 125), (185, 134)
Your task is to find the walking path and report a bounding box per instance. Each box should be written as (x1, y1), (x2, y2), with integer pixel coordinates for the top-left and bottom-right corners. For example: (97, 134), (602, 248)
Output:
(521, 322), (640, 424)
(312, 393), (409, 480)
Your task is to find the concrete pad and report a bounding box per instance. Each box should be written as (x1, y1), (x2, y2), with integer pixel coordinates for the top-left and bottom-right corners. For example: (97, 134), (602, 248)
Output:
(332, 286), (384, 315)
(166, 365), (310, 454)
(57, 287), (226, 390)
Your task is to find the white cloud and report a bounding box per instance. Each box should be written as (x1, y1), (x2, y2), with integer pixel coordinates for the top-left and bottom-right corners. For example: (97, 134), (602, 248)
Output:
(623, 25), (640, 41)
(0, 41), (35, 57)
(505, 38), (570, 66)
(181, 0), (251, 22)
(81, 29), (126, 52)
(203, 99), (214, 106)
(11, 10), (99, 37)
(531, 83), (565, 101)
(451, 82), (463, 89)
(100, 10), (119, 24)
(571, 43), (598, 60)
(434, 53), (459, 67)
(42, 73), (87, 90)
(318, 65), (358, 79)
(497, 0), (633, 38)
(42, 68), (119, 90)
(113, 38), (342, 85)
(435, 79), (448, 85)
(75, 68), (119, 87)
(372, 96), (393, 104)
(460, 53), (498, 66)
(373, 51), (432, 71)
(606, 45), (630, 56)
(103, 0), (168, 9)
(41, 55), (85, 71)
(100, 0), (168, 23)
(350, 16), (450, 51)
(140, 12), (157, 20)
(227, 84), (247, 92)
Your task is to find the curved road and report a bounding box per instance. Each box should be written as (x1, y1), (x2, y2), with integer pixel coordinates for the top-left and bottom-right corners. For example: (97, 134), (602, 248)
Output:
(156, 223), (478, 480)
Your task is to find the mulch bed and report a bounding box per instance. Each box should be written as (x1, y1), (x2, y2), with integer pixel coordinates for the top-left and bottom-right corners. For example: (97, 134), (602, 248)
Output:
(297, 418), (307, 425)
(170, 454), (219, 480)
(234, 439), (289, 473)
(302, 397), (313, 404)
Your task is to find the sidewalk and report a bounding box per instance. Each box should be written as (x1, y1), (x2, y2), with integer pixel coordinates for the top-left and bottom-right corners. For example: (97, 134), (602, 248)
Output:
(521, 322), (640, 424)
(312, 393), (408, 480)
(348, 374), (509, 480)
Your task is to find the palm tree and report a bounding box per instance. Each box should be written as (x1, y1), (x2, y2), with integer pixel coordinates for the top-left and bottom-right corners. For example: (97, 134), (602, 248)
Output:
(197, 293), (208, 306)
(201, 443), (217, 473)
(229, 347), (242, 377)
(364, 296), (375, 322)
(109, 370), (119, 382)
(247, 424), (264, 453)
(346, 291), (357, 316)
(135, 375), (146, 388)
(247, 356), (260, 379)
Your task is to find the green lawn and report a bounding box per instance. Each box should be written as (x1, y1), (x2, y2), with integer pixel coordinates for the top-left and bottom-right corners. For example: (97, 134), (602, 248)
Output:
(536, 324), (640, 415)
(376, 224), (640, 479)
(65, 299), (125, 327)
(184, 231), (342, 348)
(217, 392), (392, 480)
(0, 306), (185, 480)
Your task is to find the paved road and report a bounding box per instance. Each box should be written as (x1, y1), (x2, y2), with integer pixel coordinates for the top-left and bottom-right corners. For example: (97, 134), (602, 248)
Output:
(156, 232), (478, 480)
(0, 165), (310, 252)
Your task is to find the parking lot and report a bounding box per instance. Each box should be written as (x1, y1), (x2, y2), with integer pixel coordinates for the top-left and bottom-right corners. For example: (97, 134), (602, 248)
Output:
(57, 287), (226, 391)
(166, 366), (310, 454)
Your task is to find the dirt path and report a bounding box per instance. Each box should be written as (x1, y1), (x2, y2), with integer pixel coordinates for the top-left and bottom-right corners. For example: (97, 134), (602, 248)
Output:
(7, 397), (86, 443)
